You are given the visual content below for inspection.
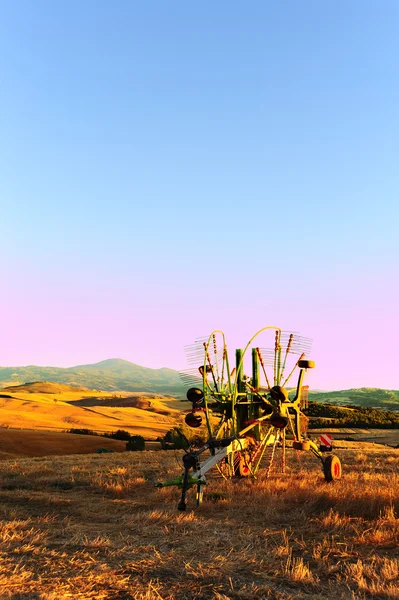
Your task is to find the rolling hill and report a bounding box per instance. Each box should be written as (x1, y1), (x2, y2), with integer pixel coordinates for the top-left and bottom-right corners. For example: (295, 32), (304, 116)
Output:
(309, 387), (399, 409)
(0, 429), (126, 459)
(1, 359), (399, 410)
(1, 377), (399, 459)
(0, 381), (183, 439)
(0, 358), (185, 395)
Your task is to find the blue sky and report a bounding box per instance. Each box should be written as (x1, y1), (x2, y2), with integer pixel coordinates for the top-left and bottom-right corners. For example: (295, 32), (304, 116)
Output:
(0, 1), (398, 389)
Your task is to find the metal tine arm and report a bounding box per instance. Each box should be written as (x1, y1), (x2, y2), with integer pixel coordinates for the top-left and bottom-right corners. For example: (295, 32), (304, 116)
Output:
(256, 347), (271, 390)
(276, 331), (282, 385)
(279, 333), (294, 386)
(279, 333), (312, 355)
(281, 352), (305, 387)
(220, 345), (227, 388)
(212, 334), (220, 381)
(204, 342), (219, 393)
(256, 348), (271, 390)
(273, 331), (278, 385)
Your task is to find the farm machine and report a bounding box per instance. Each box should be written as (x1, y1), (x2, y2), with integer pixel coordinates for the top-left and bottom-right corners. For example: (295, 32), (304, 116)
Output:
(156, 327), (342, 510)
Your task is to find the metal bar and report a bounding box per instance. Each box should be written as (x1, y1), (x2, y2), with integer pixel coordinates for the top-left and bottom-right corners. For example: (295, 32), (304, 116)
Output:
(281, 352), (305, 387)
(273, 330), (279, 385)
(257, 347), (271, 390)
(282, 430), (286, 474)
(254, 426), (276, 474)
(192, 439), (245, 479)
(238, 414), (271, 436)
(265, 430), (280, 479)
(204, 342), (219, 392)
(279, 333), (293, 385)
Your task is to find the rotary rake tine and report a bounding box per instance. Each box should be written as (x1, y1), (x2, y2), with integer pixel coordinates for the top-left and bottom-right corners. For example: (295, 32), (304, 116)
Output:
(281, 352), (305, 388)
(212, 334), (220, 384)
(281, 431), (286, 474)
(265, 431), (280, 479)
(279, 333), (294, 385)
(203, 342), (219, 393)
(273, 330), (279, 385)
(256, 347), (271, 391)
(220, 344), (226, 389)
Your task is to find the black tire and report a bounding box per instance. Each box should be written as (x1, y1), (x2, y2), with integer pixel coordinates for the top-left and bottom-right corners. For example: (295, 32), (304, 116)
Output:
(323, 454), (342, 482)
(186, 387), (204, 405)
(292, 440), (310, 451)
(235, 452), (252, 477)
(298, 359), (316, 369)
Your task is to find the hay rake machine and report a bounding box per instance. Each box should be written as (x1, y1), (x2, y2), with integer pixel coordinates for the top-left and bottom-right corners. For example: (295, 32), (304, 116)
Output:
(156, 326), (342, 510)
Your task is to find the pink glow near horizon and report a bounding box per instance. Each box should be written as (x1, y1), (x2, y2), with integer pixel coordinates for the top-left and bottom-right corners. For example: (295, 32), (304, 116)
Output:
(1, 265), (398, 391)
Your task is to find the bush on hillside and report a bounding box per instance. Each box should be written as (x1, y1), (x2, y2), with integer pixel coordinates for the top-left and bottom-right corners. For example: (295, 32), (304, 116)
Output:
(126, 435), (145, 451)
(305, 402), (399, 428)
(160, 426), (206, 450)
(104, 429), (132, 441)
(68, 428), (98, 436)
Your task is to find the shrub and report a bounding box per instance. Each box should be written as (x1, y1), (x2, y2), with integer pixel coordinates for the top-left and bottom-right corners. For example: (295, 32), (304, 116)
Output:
(160, 426), (206, 450)
(104, 429), (132, 441)
(68, 428), (97, 436)
(160, 428), (188, 450)
(126, 435), (145, 451)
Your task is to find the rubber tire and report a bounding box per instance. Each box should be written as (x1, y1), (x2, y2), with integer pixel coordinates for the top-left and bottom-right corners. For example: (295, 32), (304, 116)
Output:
(293, 440), (310, 451)
(323, 455), (342, 482)
(186, 387), (204, 405)
(298, 359), (316, 369)
(236, 453), (252, 477)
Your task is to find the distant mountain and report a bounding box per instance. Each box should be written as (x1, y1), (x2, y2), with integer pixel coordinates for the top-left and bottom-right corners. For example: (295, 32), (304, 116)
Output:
(309, 388), (399, 410)
(0, 358), (185, 396)
(0, 362), (398, 408)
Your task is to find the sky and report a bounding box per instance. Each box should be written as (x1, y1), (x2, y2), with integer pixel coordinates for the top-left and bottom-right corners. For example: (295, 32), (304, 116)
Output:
(0, 1), (398, 390)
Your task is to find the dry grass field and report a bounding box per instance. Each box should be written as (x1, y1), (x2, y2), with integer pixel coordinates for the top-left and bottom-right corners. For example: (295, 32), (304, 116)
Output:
(1, 446), (399, 599)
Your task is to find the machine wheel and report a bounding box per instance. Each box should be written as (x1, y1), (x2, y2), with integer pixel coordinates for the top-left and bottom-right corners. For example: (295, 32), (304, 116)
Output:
(236, 451), (253, 477)
(292, 440), (310, 451)
(196, 483), (204, 507)
(298, 359), (315, 369)
(323, 455), (342, 482)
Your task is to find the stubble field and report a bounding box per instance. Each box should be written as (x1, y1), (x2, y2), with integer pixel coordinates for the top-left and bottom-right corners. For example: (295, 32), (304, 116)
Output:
(1, 446), (399, 600)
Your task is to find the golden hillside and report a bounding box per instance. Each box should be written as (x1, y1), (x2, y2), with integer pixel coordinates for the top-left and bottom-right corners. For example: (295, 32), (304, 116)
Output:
(0, 428), (126, 459)
(0, 381), (184, 439)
